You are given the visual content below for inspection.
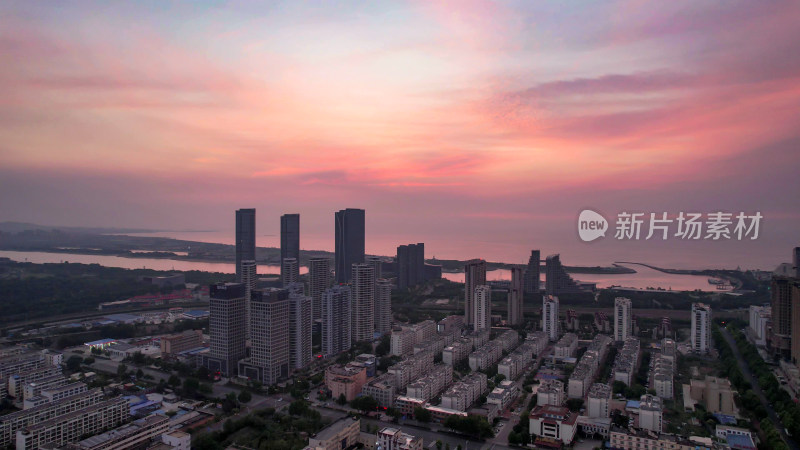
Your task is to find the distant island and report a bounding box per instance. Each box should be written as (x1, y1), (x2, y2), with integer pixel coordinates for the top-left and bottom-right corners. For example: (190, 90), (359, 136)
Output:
(0, 223), (634, 275)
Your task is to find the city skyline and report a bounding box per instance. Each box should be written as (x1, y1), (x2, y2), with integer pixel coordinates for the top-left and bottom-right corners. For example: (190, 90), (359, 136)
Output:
(1, 1), (798, 270)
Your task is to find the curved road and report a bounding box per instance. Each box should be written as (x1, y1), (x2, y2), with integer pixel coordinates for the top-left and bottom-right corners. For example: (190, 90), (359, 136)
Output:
(720, 327), (797, 450)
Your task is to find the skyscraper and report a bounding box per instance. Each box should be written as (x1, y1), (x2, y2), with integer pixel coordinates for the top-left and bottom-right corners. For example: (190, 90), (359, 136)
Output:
(322, 285), (352, 356)
(241, 260), (257, 339)
(396, 243), (425, 289)
(235, 209), (256, 283)
(240, 288), (290, 385)
(545, 254), (583, 295)
(691, 303), (712, 354)
(365, 256), (381, 278)
(794, 247), (800, 277)
(375, 279), (393, 335)
(614, 297), (632, 342)
(309, 258), (332, 322)
(524, 250), (540, 294)
(204, 283), (247, 377)
(280, 214), (300, 283)
(543, 295), (559, 341)
(508, 267), (523, 326)
(464, 259), (487, 326)
(334, 208), (365, 283)
(351, 263), (375, 342)
(772, 270), (795, 357)
(282, 257), (299, 288)
(473, 285), (492, 331)
(289, 290), (313, 370)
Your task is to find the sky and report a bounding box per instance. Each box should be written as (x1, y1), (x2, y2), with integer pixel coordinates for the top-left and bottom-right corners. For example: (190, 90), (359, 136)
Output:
(1, 1), (799, 269)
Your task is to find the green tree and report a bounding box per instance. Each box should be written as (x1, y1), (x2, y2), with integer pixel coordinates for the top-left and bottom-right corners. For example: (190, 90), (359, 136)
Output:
(83, 356), (95, 365)
(414, 406), (432, 423)
(117, 363), (128, 379)
(350, 396), (379, 414)
(337, 393), (347, 405)
(168, 374), (181, 387)
(238, 390), (252, 403)
(66, 355), (83, 372)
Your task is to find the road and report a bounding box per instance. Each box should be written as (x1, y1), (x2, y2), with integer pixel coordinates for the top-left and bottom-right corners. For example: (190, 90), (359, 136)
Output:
(720, 327), (798, 450)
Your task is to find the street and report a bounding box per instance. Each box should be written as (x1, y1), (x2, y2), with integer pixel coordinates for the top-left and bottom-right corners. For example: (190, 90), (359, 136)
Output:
(720, 327), (798, 450)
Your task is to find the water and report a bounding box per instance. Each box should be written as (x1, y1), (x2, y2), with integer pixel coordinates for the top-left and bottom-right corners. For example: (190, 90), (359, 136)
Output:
(0, 250), (307, 276)
(2, 251), (721, 291)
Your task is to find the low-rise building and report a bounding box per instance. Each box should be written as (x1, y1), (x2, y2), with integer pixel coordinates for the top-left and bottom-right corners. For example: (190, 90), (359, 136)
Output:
(0, 389), (104, 448)
(639, 394), (663, 433)
(306, 417), (360, 450)
(440, 372), (487, 411)
(613, 337), (640, 386)
(526, 331), (549, 356)
(325, 364), (367, 402)
(687, 376), (735, 415)
(61, 414), (169, 450)
(537, 379), (565, 406)
(529, 405), (579, 445)
(442, 340), (471, 366)
(362, 374), (396, 408)
(387, 351), (434, 390)
(160, 330), (204, 358)
(405, 365), (453, 402)
(15, 397), (128, 450)
(468, 342), (503, 371)
(488, 380), (519, 411)
(377, 427), (423, 450)
(587, 383), (612, 418)
(495, 329), (520, 352)
(554, 333), (578, 359)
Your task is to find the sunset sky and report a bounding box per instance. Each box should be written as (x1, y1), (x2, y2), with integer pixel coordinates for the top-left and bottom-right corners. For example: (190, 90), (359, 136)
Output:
(1, 1), (799, 268)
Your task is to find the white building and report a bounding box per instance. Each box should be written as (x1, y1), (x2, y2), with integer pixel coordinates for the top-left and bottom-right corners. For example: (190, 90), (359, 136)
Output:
(587, 383), (612, 418)
(749, 305), (771, 347)
(554, 333), (578, 359)
(691, 303), (712, 354)
(241, 260), (257, 339)
(529, 405), (578, 445)
(614, 297), (632, 342)
(377, 427), (423, 450)
(289, 291), (313, 370)
(281, 257), (299, 288)
(351, 264), (376, 342)
(473, 285), (492, 332)
(543, 295), (560, 341)
(537, 379), (565, 406)
(638, 394), (663, 433)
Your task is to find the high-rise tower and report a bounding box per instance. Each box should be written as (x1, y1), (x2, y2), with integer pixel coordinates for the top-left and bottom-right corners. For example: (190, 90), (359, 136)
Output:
(508, 267), (523, 326)
(280, 214), (300, 283)
(464, 259), (487, 326)
(351, 263), (375, 342)
(235, 209), (256, 282)
(334, 208), (365, 283)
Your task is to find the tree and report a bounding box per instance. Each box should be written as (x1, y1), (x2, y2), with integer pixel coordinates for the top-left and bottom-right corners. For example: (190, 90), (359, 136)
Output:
(494, 373), (506, 385)
(168, 374), (181, 387)
(566, 398), (584, 412)
(66, 355), (83, 371)
(183, 377), (200, 396)
(83, 356), (95, 365)
(436, 440), (443, 450)
(289, 400), (310, 416)
(337, 393), (347, 405)
(414, 406), (432, 423)
(117, 363), (128, 379)
(350, 396), (379, 414)
(136, 368), (144, 379)
(238, 390), (252, 403)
